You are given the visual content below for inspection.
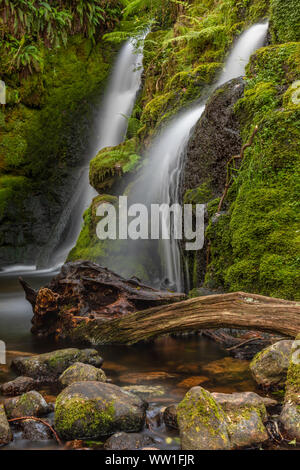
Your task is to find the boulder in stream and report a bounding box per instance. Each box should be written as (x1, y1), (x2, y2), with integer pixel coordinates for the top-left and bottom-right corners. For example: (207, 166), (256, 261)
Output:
(212, 392), (271, 448)
(177, 386), (231, 450)
(0, 404), (12, 447)
(250, 340), (293, 388)
(0, 376), (37, 397)
(279, 336), (300, 440)
(58, 362), (106, 388)
(4, 391), (52, 419)
(11, 348), (103, 381)
(104, 432), (155, 450)
(19, 419), (54, 441)
(54, 381), (147, 440)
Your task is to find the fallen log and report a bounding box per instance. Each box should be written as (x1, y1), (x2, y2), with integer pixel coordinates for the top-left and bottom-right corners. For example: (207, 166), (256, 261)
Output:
(19, 261), (185, 340)
(76, 291), (300, 345)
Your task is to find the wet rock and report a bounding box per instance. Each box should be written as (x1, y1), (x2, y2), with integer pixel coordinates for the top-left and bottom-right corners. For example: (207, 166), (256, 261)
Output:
(58, 362), (106, 388)
(250, 340), (293, 388)
(176, 376), (209, 389)
(0, 404), (12, 447)
(104, 432), (155, 450)
(163, 404), (178, 430)
(122, 385), (166, 399)
(279, 337), (300, 440)
(0, 376), (37, 397)
(119, 371), (177, 384)
(12, 348), (103, 381)
(177, 386), (230, 450)
(19, 419), (53, 441)
(4, 391), (52, 419)
(212, 392), (270, 448)
(54, 381), (147, 440)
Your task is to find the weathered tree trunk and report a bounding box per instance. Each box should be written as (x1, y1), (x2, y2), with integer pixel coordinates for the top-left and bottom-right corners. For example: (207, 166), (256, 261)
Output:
(79, 292), (300, 345)
(19, 261), (185, 340)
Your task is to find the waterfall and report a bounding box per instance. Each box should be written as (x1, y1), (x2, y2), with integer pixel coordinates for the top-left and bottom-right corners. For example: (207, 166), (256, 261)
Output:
(124, 22), (269, 292)
(37, 35), (146, 269)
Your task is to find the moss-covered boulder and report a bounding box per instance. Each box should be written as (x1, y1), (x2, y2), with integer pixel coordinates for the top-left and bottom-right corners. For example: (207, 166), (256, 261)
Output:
(54, 381), (147, 440)
(104, 432), (155, 450)
(212, 392), (271, 448)
(177, 386), (230, 450)
(0, 404), (12, 447)
(250, 340), (293, 388)
(4, 391), (51, 419)
(279, 336), (300, 440)
(12, 348), (103, 381)
(58, 362), (106, 388)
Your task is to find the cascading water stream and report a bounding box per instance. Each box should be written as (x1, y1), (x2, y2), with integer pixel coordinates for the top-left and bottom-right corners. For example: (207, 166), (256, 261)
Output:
(125, 22), (269, 292)
(36, 35), (146, 269)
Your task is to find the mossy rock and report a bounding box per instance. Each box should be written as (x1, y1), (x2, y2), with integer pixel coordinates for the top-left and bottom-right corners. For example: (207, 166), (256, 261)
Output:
(0, 404), (12, 447)
(177, 386), (230, 450)
(4, 391), (51, 419)
(270, 0), (300, 43)
(104, 432), (155, 450)
(59, 362), (107, 388)
(54, 381), (147, 440)
(250, 340), (293, 388)
(12, 348), (103, 381)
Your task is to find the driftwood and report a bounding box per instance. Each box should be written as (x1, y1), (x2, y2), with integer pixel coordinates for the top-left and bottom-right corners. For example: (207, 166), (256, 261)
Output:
(76, 292), (300, 345)
(20, 261), (185, 340)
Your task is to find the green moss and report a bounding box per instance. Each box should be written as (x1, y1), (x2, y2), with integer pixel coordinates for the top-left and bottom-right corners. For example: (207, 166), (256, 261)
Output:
(184, 183), (213, 205)
(55, 395), (115, 439)
(270, 0), (300, 43)
(205, 43), (300, 300)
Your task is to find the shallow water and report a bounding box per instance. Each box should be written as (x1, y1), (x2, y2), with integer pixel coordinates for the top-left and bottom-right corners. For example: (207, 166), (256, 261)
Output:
(0, 269), (261, 450)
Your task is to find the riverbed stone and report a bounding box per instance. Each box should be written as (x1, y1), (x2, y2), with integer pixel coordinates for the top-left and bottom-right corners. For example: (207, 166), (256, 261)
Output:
(0, 404), (12, 447)
(58, 362), (106, 388)
(104, 432), (155, 450)
(54, 381), (147, 440)
(279, 337), (300, 440)
(11, 348), (103, 381)
(250, 340), (293, 388)
(122, 385), (166, 399)
(177, 386), (230, 450)
(212, 392), (269, 448)
(0, 376), (37, 397)
(20, 418), (54, 441)
(4, 391), (52, 419)
(163, 404), (178, 430)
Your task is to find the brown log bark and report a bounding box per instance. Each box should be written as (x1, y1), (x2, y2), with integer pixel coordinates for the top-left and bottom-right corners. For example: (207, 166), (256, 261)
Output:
(80, 292), (300, 345)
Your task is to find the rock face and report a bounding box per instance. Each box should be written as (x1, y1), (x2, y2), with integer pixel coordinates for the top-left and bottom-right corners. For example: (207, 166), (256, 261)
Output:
(212, 392), (270, 448)
(177, 386), (230, 450)
(54, 381), (147, 440)
(0, 404), (12, 447)
(279, 337), (300, 440)
(0, 376), (37, 396)
(250, 340), (293, 388)
(4, 391), (51, 419)
(104, 432), (155, 450)
(183, 78), (245, 199)
(58, 362), (106, 388)
(11, 348), (103, 381)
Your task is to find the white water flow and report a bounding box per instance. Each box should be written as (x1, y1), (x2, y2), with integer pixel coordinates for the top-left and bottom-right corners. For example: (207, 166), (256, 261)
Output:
(34, 36), (145, 270)
(128, 22), (269, 292)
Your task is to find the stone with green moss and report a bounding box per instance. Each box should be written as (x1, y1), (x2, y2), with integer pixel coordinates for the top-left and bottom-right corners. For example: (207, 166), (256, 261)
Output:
(4, 391), (51, 419)
(212, 392), (272, 448)
(177, 386), (230, 450)
(250, 340), (293, 388)
(0, 404), (12, 447)
(58, 362), (107, 388)
(54, 381), (147, 441)
(12, 348), (103, 381)
(279, 335), (300, 440)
